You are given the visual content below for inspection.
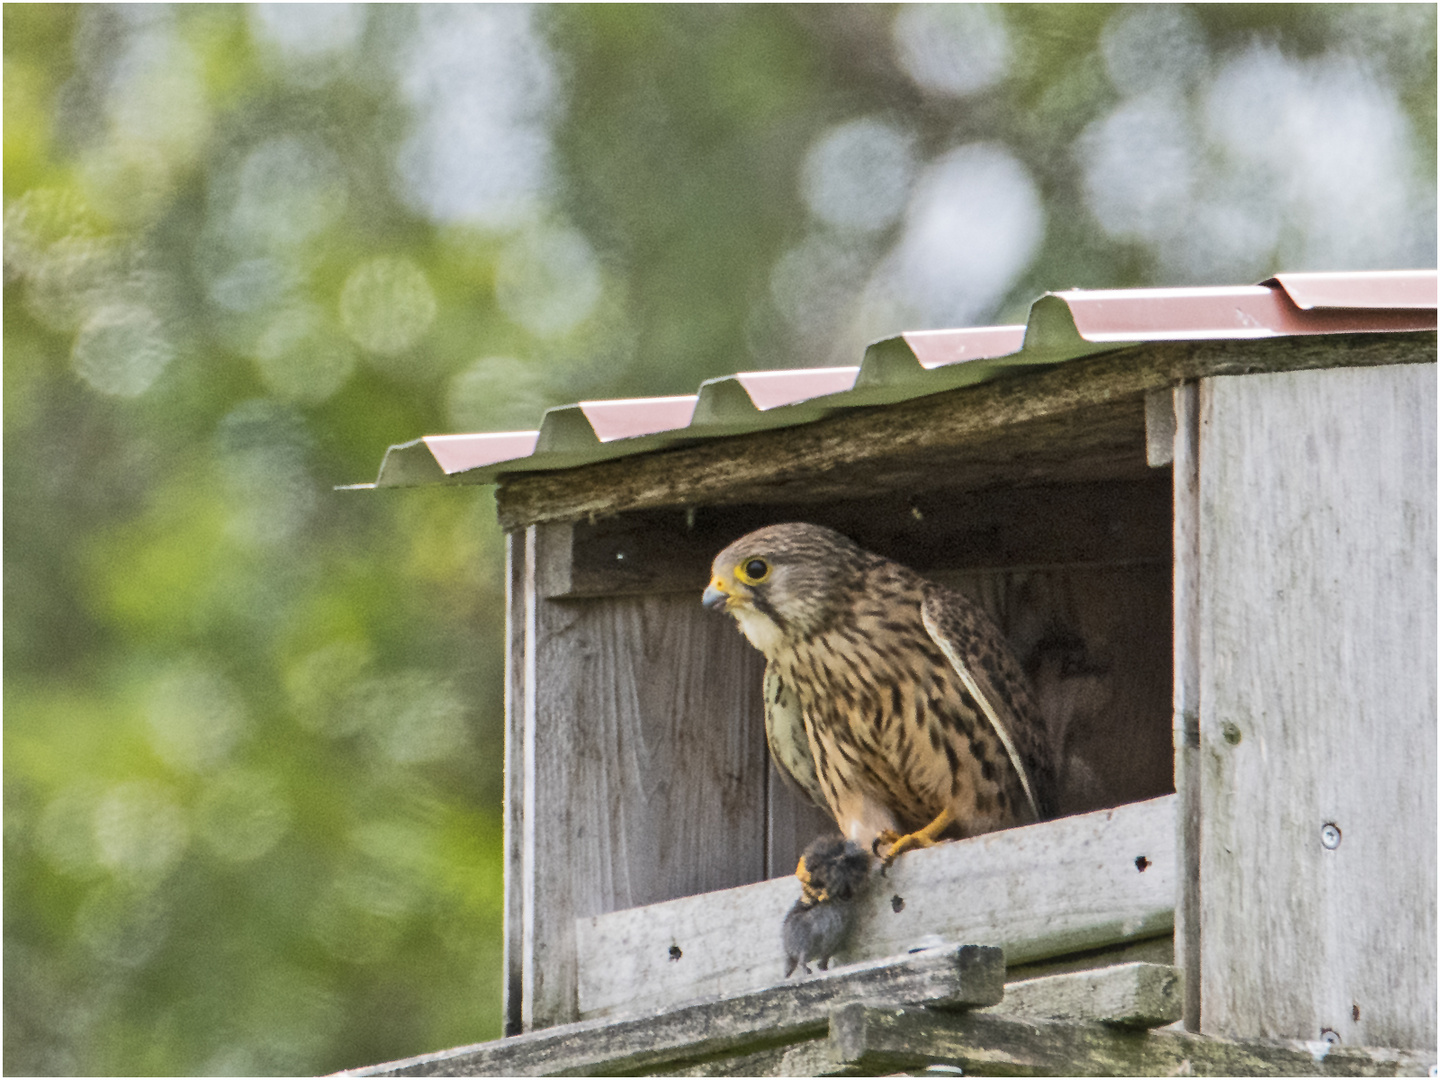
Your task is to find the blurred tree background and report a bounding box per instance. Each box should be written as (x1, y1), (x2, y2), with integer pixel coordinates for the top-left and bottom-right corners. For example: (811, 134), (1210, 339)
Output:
(3, 4), (1434, 1074)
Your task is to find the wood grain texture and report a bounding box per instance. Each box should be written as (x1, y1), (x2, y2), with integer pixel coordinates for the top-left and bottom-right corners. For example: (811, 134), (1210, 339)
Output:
(346, 944), (1003, 1078)
(552, 478), (1172, 598)
(1198, 363), (1437, 1049)
(1144, 388), (1176, 468)
(502, 532), (526, 1036)
(495, 333), (1434, 529)
(519, 523), (771, 1030)
(1171, 382), (1203, 1032)
(982, 961), (1182, 1028)
(828, 1004), (1436, 1077)
(574, 796), (1176, 1021)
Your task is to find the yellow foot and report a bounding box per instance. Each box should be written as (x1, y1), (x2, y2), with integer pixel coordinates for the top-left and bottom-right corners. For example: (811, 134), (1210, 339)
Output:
(874, 808), (957, 870)
(794, 854), (828, 904)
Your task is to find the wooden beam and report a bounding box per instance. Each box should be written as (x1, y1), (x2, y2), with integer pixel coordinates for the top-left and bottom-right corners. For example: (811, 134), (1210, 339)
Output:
(494, 333), (1433, 529)
(574, 796), (1175, 1021)
(826, 1004), (1436, 1077)
(982, 962), (1182, 1028)
(344, 944), (1003, 1078)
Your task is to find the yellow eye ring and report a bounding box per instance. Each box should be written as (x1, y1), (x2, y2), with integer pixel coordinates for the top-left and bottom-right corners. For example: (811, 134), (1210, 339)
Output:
(737, 558), (771, 585)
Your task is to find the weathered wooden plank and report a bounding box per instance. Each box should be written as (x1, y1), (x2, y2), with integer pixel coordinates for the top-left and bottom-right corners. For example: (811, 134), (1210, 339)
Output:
(494, 333), (1434, 529)
(1144, 387), (1175, 467)
(575, 796), (1176, 1021)
(551, 478), (1171, 598)
(520, 523), (771, 1030)
(1198, 363), (1438, 1049)
(982, 962), (1182, 1028)
(1171, 381), (1203, 1032)
(826, 1004), (1436, 1077)
(1000, 933), (1173, 985)
(345, 944), (1003, 1078)
(502, 531), (526, 1036)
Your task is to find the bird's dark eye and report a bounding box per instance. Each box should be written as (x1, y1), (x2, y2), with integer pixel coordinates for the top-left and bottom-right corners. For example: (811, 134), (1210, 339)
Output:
(739, 558), (771, 584)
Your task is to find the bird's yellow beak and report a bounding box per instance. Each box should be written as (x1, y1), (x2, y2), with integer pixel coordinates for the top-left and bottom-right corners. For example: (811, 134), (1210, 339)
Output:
(702, 577), (732, 611)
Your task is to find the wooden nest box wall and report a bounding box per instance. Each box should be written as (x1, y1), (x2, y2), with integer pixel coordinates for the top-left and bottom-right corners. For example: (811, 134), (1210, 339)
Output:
(493, 326), (1436, 1059)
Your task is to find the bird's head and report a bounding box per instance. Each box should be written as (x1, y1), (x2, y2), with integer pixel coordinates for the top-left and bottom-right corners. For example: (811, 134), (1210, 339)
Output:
(703, 523), (866, 656)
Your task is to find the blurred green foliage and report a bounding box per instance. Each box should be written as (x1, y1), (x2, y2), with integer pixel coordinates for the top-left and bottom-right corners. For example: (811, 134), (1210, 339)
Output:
(4, 4), (1434, 1075)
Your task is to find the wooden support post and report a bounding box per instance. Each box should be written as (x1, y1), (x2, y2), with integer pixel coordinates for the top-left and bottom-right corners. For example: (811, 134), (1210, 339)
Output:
(1171, 382), (1202, 1032)
(1197, 363), (1437, 1048)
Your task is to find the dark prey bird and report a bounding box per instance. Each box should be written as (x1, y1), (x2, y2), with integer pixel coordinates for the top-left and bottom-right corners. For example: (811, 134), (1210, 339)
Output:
(783, 835), (872, 977)
(704, 523), (1056, 865)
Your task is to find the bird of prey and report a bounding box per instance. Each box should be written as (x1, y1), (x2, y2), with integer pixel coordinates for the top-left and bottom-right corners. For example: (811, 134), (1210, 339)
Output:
(703, 522), (1056, 863)
(783, 835), (871, 977)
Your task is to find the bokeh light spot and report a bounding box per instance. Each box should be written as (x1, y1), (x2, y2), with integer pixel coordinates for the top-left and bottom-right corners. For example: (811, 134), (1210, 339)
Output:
(75, 884), (171, 969)
(339, 255), (438, 357)
(287, 639), (375, 737)
(196, 770), (291, 863)
(145, 659), (248, 773)
(231, 135), (349, 250)
(71, 303), (174, 398)
(93, 781), (189, 879)
(770, 231), (873, 340)
(892, 4), (1011, 98)
(353, 670), (470, 764)
(250, 4), (367, 72)
(495, 225), (602, 338)
(253, 305), (357, 404)
(393, 5), (559, 227)
(1100, 6), (1210, 96)
(38, 785), (106, 876)
(801, 117), (917, 233)
(871, 142), (1045, 328)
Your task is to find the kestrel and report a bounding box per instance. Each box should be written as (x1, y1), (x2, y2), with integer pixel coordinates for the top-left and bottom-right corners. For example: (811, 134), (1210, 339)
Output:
(703, 523), (1056, 862)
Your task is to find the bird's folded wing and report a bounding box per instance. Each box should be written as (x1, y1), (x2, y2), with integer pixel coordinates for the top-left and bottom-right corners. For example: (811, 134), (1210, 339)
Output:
(921, 584), (1056, 821)
(764, 662), (827, 809)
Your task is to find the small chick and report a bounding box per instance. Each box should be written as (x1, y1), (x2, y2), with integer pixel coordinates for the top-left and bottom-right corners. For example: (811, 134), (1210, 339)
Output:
(783, 836), (872, 977)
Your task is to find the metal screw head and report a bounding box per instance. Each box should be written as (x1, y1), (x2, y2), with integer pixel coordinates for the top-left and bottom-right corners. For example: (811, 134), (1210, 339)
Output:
(1320, 1028), (1341, 1046)
(1221, 721), (1243, 745)
(1320, 823), (1342, 850)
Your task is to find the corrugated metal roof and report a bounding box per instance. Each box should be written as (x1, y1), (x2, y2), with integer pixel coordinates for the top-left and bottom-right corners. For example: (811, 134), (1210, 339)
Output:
(355, 269), (1436, 488)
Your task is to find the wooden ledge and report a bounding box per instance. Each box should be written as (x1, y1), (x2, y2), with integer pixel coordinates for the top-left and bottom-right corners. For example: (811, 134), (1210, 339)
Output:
(576, 795), (1176, 1020)
(343, 943), (1002, 1078)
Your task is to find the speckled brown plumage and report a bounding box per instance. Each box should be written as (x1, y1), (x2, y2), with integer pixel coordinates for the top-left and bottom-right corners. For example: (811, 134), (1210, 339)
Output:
(704, 523), (1056, 858)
